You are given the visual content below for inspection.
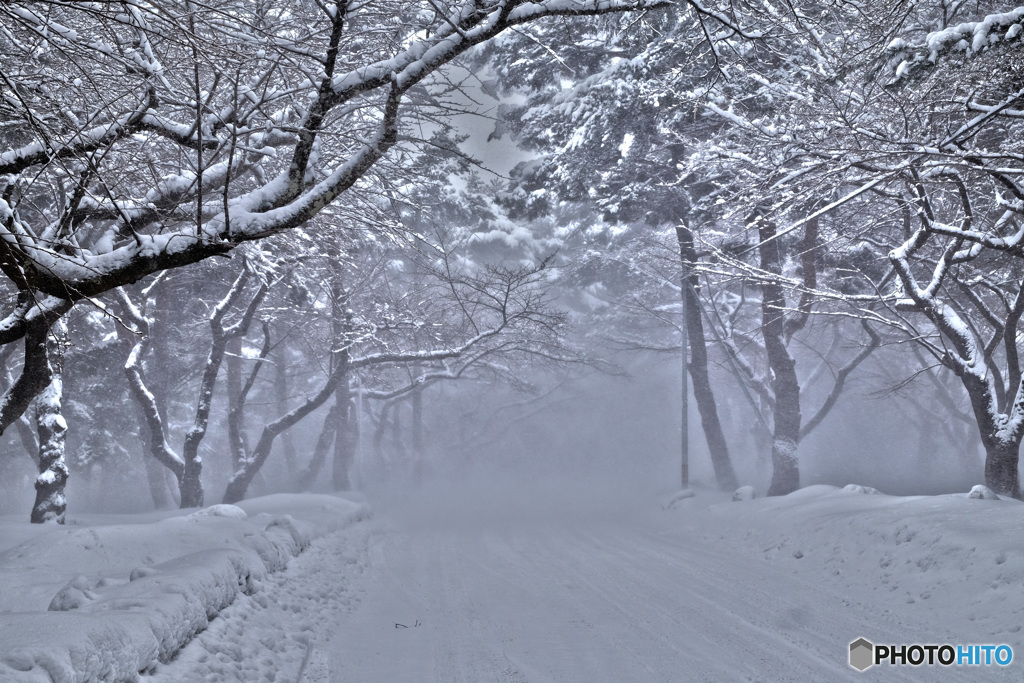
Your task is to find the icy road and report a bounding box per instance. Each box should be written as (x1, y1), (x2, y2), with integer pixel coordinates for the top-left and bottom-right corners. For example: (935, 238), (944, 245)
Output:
(319, 487), (1009, 682)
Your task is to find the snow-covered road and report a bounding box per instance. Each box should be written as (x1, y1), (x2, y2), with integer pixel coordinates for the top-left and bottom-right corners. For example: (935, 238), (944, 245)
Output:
(322, 490), (990, 682)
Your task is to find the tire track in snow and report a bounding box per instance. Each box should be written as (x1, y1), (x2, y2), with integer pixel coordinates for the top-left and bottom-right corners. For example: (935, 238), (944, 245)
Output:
(324, 510), (1011, 682)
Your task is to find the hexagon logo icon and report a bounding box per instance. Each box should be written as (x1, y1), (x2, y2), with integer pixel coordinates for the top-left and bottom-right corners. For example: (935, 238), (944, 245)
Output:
(849, 638), (874, 671)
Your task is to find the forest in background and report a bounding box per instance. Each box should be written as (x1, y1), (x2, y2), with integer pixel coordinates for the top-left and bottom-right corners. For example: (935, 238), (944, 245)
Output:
(1, 0), (1023, 522)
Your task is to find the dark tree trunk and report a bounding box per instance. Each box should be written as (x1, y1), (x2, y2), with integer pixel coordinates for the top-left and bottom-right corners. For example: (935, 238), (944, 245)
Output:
(180, 272), (267, 508)
(0, 310), (63, 438)
(121, 279), (187, 503)
(119, 272), (266, 509)
(984, 439), (1021, 499)
(757, 215), (802, 496)
(179, 328), (231, 508)
(179, 457), (204, 508)
(297, 403), (340, 491)
(962, 373), (1023, 498)
(676, 224), (738, 491)
(226, 336), (244, 469)
(31, 323), (68, 524)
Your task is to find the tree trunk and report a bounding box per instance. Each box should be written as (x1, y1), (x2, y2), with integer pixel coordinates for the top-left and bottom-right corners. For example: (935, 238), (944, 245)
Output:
(392, 402), (405, 459)
(757, 215), (801, 496)
(180, 272), (267, 508)
(125, 279), (187, 504)
(179, 338), (230, 508)
(983, 438), (1021, 499)
(179, 454), (204, 508)
(228, 322), (271, 470)
(222, 355), (350, 504)
(676, 224), (738, 491)
(226, 335), (244, 469)
(330, 273), (355, 491)
(332, 390), (354, 490)
(137, 403), (175, 509)
(127, 362), (178, 507)
(0, 312), (62, 438)
(31, 322), (68, 524)
(962, 372), (1024, 498)
(297, 404), (339, 491)
(373, 402), (390, 462)
(274, 347), (298, 480)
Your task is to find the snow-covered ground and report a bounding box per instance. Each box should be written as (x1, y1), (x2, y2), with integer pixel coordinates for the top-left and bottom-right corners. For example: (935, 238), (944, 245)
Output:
(0, 494), (369, 682)
(2, 484), (1023, 681)
(324, 483), (1024, 682)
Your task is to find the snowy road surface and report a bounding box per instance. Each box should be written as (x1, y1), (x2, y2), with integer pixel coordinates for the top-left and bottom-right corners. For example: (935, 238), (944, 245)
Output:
(114, 486), (1023, 682)
(322, 489), (1001, 682)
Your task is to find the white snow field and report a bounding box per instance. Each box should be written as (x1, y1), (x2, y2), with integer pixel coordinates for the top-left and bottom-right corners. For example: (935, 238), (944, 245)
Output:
(2, 484), (1024, 681)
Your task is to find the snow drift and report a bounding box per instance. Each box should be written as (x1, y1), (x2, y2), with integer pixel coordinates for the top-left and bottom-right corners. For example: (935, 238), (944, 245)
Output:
(0, 494), (368, 682)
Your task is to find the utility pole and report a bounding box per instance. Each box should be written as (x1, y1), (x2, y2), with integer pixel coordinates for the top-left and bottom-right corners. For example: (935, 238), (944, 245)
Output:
(678, 232), (690, 490)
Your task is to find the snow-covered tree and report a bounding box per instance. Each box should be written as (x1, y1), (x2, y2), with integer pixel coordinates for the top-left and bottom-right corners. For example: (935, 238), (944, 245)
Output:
(690, 2), (1024, 496)
(115, 262), (269, 507)
(0, 0), (682, 459)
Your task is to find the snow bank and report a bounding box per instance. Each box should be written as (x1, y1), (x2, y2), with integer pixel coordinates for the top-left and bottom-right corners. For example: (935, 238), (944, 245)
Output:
(731, 485), (757, 501)
(0, 494), (369, 683)
(659, 488), (695, 509)
(668, 484), (1024, 643)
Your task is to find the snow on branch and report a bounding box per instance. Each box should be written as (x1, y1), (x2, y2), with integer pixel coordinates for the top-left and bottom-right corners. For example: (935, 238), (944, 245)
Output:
(884, 6), (1024, 83)
(0, 0), (673, 309)
(0, 88), (157, 176)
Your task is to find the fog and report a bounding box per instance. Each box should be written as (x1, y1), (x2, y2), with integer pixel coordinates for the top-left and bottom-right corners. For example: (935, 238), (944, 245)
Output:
(0, 334), (986, 521)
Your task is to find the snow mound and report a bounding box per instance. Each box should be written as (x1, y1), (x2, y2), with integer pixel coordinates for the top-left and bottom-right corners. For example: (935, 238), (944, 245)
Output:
(732, 485), (756, 501)
(129, 566), (158, 582)
(662, 489), (696, 509)
(968, 484), (1000, 500)
(0, 493), (369, 683)
(188, 503), (248, 520)
(841, 484), (881, 495)
(48, 575), (101, 611)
